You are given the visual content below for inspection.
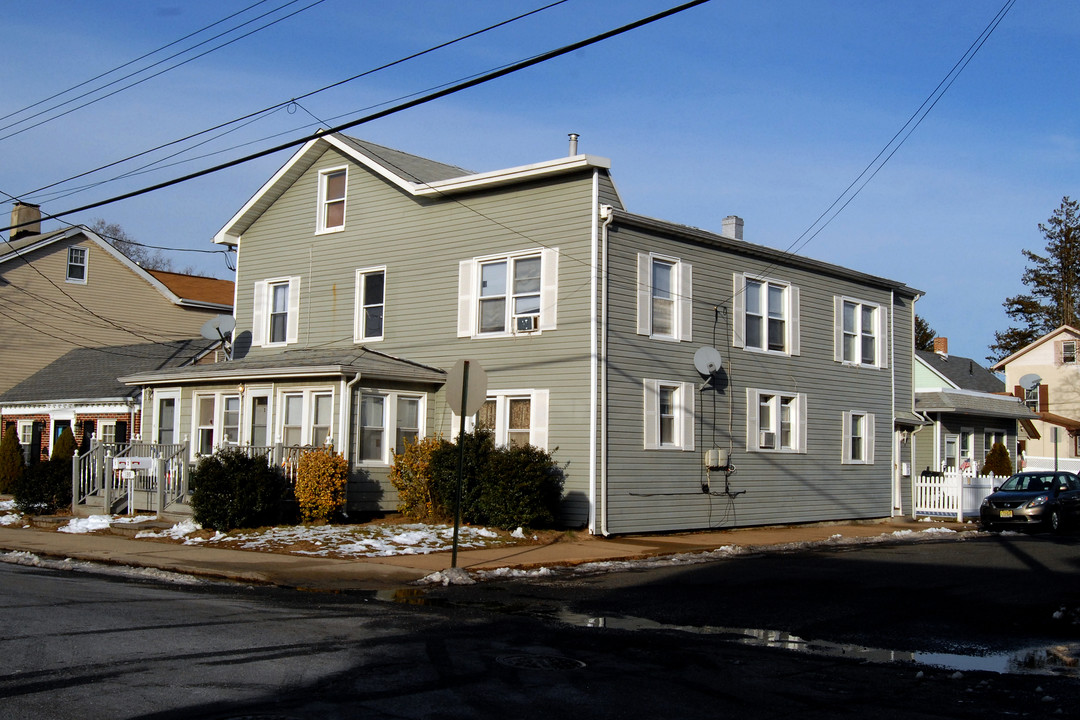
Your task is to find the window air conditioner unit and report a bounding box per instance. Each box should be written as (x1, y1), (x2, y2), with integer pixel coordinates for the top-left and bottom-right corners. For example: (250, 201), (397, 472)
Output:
(516, 315), (538, 332)
(760, 431), (776, 449)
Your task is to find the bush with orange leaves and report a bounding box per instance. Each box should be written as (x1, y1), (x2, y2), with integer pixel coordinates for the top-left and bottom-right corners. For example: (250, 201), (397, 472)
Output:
(295, 446), (350, 523)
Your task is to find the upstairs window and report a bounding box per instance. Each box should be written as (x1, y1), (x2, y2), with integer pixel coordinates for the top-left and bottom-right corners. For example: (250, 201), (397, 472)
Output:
(66, 246), (87, 283)
(458, 249), (558, 338)
(733, 273), (800, 355)
(253, 277), (300, 347)
(636, 253), (693, 341)
(835, 297), (886, 368)
(317, 168), (347, 233)
(1060, 340), (1077, 364)
(354, 267), (385, 342)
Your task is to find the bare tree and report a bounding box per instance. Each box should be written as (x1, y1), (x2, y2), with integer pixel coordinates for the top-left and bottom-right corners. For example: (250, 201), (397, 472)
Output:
(89, 219), (179, 272)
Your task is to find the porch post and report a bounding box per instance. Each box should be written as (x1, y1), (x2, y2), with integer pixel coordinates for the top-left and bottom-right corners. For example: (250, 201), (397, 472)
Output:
(156, 457), (166, 514)
(955, 468), (963, 523)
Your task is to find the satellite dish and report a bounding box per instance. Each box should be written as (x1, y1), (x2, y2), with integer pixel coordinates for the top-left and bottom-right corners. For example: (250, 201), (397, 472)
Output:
(200, 315), (236, 360)
(693, 346), (724, 377)
(1018, 373), (1042, 391)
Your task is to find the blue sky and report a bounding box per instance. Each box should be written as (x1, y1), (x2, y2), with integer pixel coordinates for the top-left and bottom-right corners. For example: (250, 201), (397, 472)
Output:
(2, 0), (1076, 360)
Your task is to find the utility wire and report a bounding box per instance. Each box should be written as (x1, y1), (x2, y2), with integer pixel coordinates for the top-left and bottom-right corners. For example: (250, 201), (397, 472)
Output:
(0, 0), (326, 144)
(2, 0), (711, 235)
(20, 0), (570, 202)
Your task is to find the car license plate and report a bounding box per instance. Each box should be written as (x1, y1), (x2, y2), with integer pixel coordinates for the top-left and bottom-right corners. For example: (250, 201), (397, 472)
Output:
(999, 510), (1013, 518)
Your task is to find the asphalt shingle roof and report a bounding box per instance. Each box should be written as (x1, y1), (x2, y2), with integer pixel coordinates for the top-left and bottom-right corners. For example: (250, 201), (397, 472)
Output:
(916, 350), (1005, 393)
(335, 135), (473, 184)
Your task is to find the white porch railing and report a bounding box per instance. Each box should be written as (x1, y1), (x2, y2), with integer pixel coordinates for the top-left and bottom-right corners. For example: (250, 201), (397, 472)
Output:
(1021, 455), (1080, 473)
(914, 467), (998, 521)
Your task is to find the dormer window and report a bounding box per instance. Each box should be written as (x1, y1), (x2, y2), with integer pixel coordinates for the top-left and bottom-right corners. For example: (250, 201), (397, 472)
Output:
(317, 168), (347, 233)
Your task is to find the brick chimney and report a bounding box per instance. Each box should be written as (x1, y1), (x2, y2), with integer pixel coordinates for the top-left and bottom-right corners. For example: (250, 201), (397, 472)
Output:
(933, 337), (949, 358)
(10, 202), (41, 241)
(722, 215), (744, 241)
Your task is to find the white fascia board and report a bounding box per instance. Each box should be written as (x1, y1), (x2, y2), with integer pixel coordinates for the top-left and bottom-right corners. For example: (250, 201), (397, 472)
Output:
(413, 155), (611, 196)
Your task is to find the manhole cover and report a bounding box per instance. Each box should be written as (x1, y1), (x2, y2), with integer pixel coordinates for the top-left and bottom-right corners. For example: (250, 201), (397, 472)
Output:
(496, 654), (586, 670)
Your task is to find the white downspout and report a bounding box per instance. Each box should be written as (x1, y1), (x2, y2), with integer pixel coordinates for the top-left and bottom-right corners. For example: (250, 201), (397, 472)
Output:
(589, 171), (600, 533)
(599, 204), (615, 537)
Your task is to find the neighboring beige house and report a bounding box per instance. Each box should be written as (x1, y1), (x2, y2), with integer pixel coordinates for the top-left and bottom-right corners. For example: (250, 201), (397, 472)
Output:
(0, 202), (234, 395)
(992, 325), (1080, 461)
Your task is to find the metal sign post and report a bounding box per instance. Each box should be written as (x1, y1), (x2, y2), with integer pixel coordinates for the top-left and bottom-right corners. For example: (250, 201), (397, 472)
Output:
(445, 359), (487, 568)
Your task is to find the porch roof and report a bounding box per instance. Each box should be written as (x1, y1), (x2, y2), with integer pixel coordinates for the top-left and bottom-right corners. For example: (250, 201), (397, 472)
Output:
(120, 347), (446, 386)
(914, 389), (1038, 420)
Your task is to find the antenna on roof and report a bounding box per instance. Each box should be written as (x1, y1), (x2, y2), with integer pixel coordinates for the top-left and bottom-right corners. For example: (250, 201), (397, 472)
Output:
(201, 315), (236, 361)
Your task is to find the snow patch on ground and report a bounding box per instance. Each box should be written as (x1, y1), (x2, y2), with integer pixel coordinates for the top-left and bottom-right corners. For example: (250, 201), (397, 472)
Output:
(0, 549), (212, 585)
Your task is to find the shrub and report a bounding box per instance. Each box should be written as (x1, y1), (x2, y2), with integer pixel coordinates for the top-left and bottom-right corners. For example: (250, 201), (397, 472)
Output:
(0, 425), (24, 494)
(389, 435), (444, 522)
(983, 442), (1013, 478)
(390, 428), (564, 530)
(190, 448), (290, 531)
(295, 446), (350, 523)
(12, 428), (76, 514)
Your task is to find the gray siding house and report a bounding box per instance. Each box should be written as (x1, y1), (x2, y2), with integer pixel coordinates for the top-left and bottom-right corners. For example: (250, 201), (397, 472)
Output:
(123, 132), (923, 534)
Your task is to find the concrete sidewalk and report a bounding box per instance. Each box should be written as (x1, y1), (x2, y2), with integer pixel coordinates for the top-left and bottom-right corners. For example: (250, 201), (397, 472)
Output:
(0, 515), (975, 591)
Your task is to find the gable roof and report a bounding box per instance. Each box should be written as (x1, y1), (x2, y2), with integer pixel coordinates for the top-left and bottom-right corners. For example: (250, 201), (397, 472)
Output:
(0, 225), (234, 310)
(991, 325), (1080, 371)
(0, 339), (217, 405)
(213, 132), (612, 245)
(915, 350), (1005, 393)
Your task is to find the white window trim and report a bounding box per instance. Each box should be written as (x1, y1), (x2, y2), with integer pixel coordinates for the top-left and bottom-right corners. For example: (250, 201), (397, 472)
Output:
(66, 246), (88, 284)
(276, 388), (335, 448)
(17, 420), (34, 445)
(841, 411), (876, 465)
(153, 389), (180, 446)
(355, 389), (427, 466)
(732, 273), (800, 356)
(833, 296), (888, 368)
(252, 276), (301, 347)
(354, 266), (386, 343)
(457, 248), (558, 338)
(451, 388), (549, 450)
(98, 419), (117, 444)
(636, 253), (693, 342)
(745, 388), (807, 453)
(243, 388), (273, 447)
(643, 379), (695, 451)
(190, 392), (241, 458)
(315, 166), (348, 235)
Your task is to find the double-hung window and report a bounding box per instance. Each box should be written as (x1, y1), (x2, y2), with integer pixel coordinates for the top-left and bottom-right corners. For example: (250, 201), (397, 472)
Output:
(196, 395), (216, 455)
(983, 430), (1005, 461)
(733, 274), (799, 355)
(66, 247), (87, 283)
(454, 389), (550, 450)
(353, 390), (426, 465)
(636, 253), (692, 341)
(193, 394), (241, 456)
(253, 277), (300, 347)
(643, 379), (694, 450)
(317, 168), (347, 233)
(746, 388), (806, 453)
(842, 411), (875, 464)
(17, 421), (33, 447)
(1060, 340), (1078, 364)
(458, 249), (558, 337)
(99, 420), (117, 445)
(834, 297), (886, 367)
(354, 267), (385, 342)
(279, 390), (334, 447)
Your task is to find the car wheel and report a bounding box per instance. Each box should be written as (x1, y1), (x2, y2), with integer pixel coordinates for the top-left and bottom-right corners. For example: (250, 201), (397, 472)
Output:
(1049, 509), (1062, 534)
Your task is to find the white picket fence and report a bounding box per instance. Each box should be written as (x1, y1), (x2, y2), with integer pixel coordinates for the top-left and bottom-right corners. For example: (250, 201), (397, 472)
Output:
(914, 467), (998, 521)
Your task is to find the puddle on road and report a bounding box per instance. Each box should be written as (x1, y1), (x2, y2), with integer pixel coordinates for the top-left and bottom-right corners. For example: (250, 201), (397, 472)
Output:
(377, 589), (1078, 677)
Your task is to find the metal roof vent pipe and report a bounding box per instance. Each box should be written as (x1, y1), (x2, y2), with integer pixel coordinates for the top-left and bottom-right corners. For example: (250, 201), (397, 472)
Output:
(568, 133), (579, 156)
(722, 215), (744, 241)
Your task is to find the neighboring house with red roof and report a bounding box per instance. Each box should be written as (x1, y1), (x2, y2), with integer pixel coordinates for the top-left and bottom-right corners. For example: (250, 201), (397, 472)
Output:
(0, 202), (234, 396)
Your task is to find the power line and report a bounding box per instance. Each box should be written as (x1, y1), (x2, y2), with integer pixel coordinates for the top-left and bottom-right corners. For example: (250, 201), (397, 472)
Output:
(20, 0), (571, 204)
(2, 0), (712, 235)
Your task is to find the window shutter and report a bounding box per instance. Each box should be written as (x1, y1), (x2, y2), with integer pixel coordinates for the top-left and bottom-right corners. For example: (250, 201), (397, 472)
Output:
(636, 253), (651, 336)
(530, 389), (549, 450)
(732, 274), (746, 348)
(539, 249), (558, 331)
(643, 379), (659, 449)
(789, 285), (800, 356)
(457, 260), (476, 337)
(678, 261), (693, 342)
(745, 388), (758, 451)
(115, 420), (128, 444)
(798, 393), (807, 453)
(877, 307), (888, 369)
(286, 277), (301, 344)
(1039, 384), (1049, 413)
(840, 412), (852, 464)
(865, 413), (876, 464)
(833, 296), (844, 362)
(680, 382), (695, 451)
(252, 281), (267, 347)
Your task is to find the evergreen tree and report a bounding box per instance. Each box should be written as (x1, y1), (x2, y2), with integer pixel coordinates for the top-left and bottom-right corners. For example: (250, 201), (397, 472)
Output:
(988, 197), (1080, 363)
(0, 425), (25, 494)
(914, 315), (936, 351)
